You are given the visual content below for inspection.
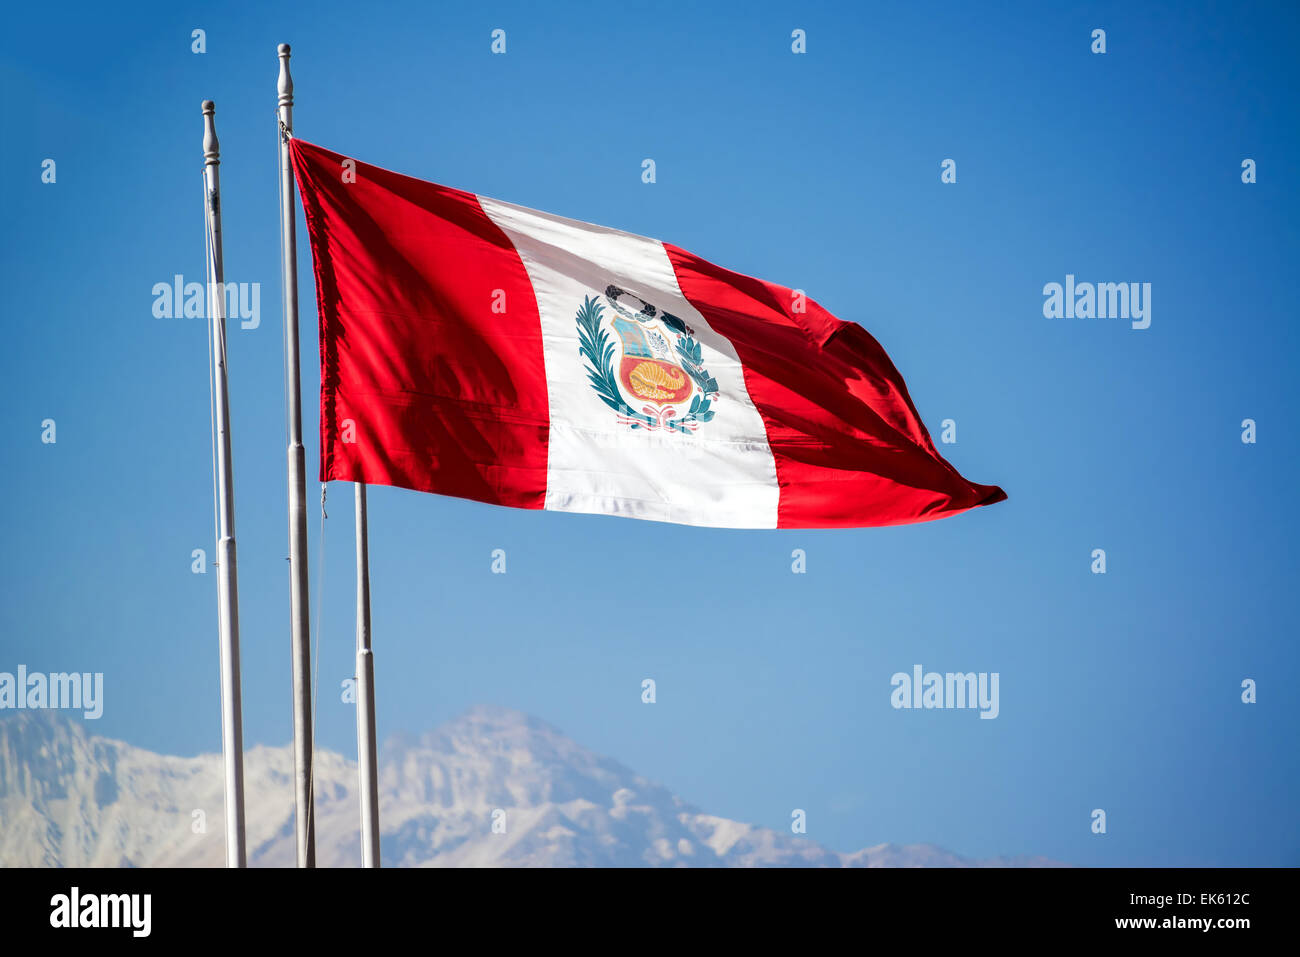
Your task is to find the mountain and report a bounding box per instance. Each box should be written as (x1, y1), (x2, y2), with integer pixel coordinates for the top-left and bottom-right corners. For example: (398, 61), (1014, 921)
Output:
(0, 707), (1064, 867)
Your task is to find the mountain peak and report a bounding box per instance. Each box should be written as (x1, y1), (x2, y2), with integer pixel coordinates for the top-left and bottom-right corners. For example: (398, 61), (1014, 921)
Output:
(384, 705), (573, 763)
(0, 709), (1065, 868)
(442, 704), (565, 739)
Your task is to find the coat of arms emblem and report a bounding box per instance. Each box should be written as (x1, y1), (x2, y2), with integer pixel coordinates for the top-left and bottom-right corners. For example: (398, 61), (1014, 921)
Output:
(575, 285), (719, 432)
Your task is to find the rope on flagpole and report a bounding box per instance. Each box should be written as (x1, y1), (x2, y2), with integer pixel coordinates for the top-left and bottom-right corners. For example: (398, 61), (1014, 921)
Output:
(275, 60), (323, 854)
(307, 482), (325, 835)
(276, 116), (291, 468)
(202, 168), (221, 561)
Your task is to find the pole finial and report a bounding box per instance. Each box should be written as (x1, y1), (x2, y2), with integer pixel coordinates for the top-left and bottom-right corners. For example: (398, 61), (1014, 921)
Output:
(277, 43), (294, 110)
(202, 100), (220, 166)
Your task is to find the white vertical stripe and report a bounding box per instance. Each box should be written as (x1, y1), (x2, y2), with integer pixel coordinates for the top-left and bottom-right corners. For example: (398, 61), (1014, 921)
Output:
(478, 196), (778, 528)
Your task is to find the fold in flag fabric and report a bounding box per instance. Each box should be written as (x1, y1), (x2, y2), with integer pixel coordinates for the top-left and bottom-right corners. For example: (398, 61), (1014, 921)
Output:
(290, 139), (1006, 529)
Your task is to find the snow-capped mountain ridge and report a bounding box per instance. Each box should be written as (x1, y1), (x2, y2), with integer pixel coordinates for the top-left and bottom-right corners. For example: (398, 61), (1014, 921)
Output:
(0, 708), (1063, 867)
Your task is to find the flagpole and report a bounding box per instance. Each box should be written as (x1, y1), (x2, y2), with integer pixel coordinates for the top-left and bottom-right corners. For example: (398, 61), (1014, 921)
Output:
(202, 100), (247, 868)
(354, 482), (381, 867)
(276, 42), (317, 868)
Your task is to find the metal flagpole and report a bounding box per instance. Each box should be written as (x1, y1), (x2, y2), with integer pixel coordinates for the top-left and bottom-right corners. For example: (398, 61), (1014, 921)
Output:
(202, 100), (247, 868)
(276, 42), (317, 868)
(355, 483), (381, 867)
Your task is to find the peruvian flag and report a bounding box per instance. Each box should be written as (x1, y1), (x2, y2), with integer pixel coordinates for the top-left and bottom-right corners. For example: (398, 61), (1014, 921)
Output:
(290, 140), (1005, 529)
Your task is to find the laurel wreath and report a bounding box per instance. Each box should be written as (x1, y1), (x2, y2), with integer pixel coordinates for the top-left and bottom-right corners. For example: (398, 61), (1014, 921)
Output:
(576, 295), (718, 432)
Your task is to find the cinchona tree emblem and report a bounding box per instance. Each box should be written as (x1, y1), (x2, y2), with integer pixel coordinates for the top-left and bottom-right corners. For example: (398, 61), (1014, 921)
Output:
(576, 285), (719, 432)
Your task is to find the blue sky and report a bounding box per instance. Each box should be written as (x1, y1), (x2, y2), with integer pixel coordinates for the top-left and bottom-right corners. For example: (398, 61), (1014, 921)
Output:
(1, 0), (1297, 866)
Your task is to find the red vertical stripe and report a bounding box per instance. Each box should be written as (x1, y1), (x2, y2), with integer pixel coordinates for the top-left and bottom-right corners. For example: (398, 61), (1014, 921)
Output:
(291, 140), (549, 510)
(664, 244), (1006, 528)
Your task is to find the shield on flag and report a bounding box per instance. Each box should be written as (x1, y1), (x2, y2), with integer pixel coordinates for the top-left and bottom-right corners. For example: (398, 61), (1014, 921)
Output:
(607, 288), (695, 407)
